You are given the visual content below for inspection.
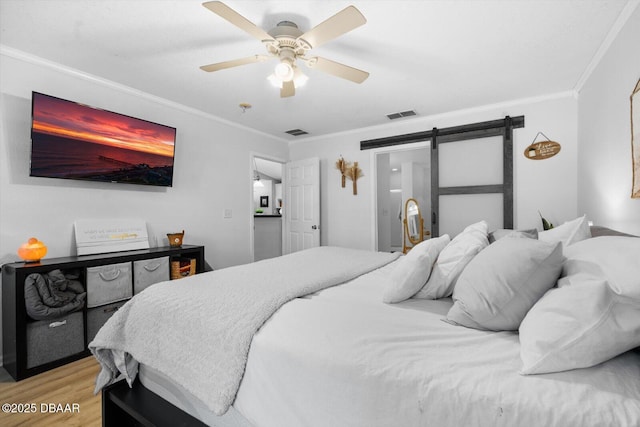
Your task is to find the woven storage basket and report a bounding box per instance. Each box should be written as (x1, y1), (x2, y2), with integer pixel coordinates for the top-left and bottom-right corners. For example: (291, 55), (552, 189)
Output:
(170, 257), (196, 280)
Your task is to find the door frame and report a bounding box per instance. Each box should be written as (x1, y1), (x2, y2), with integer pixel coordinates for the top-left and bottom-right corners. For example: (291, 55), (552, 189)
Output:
(362, 116), (523, 237)
(370, 141), (430, 252)
(249, 152), (286, 262)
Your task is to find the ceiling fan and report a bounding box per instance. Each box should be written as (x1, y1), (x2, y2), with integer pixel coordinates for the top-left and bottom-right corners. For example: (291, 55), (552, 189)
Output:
(200, 1), (369, 98)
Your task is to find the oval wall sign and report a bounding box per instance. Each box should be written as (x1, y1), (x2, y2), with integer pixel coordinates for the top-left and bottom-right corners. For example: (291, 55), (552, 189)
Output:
(524, 140), (561, 160)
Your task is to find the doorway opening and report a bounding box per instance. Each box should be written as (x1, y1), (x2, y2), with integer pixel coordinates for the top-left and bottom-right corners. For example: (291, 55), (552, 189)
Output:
(251, 154), (285, 261)
(374, 144), (430, 252)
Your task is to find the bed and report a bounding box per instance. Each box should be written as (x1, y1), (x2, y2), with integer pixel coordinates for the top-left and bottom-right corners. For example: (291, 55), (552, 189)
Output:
(90, 219), (640, 427)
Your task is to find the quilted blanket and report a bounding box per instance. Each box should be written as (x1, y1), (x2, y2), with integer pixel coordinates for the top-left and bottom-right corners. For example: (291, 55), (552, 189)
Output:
(90, 246), (399, 415)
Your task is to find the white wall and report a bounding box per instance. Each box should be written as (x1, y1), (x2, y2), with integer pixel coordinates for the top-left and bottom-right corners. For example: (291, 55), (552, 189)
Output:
(290, 94), (579, 250)
(577, 6), (640, 235)
(0, 51), (289, 363)
(0, 52), (288, 269)
(253, 179), (274, 213)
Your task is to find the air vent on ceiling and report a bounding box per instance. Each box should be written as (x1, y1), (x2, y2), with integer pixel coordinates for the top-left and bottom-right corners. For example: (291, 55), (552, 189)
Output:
(386, 110), (417, 120)
(285, 129), (309, 136)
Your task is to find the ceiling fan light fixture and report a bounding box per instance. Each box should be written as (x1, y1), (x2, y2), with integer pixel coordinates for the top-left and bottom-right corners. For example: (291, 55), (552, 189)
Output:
(201, 3), (369, 97)
(267, 73), (283, 88)
(274, 61), (294, 82)
(293, 67), (308, 87)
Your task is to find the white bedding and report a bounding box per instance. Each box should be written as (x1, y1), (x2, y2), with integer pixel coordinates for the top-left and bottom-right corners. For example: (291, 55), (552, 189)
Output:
(90, 246), (399, 415)
(232, 260), (640, 427)
(138, 364), (253, 427)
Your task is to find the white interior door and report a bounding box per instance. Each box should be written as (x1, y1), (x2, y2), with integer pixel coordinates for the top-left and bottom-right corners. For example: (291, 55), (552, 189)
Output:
(284, 157), (320, 254)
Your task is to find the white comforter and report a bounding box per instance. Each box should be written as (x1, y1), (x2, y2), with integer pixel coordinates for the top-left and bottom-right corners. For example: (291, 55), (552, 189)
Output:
(234, 260), (640, 427)
(90, 246), (399, 416)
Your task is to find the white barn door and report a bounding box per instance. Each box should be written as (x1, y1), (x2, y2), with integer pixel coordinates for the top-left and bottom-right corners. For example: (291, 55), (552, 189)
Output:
(284, 157), (320, 254)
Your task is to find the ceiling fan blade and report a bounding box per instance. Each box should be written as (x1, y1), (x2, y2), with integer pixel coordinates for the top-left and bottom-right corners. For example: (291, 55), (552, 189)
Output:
(306, 57), (369, 84)
(200, 55), (272, 72)
(281, 81), (295, 98)
(297, 6), (366, 50)
(203, 1), (275, 42)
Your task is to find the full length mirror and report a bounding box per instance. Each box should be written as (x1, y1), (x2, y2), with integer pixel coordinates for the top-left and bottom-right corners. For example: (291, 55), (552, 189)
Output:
(375, 146), (430, 252)
(403, 198), (424, 253)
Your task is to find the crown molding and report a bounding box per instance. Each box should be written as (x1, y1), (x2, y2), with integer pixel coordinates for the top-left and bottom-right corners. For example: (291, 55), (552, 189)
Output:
(289, 90), (576, 146)
(573, 0), (640, 94)
(0, 45), (288, 144)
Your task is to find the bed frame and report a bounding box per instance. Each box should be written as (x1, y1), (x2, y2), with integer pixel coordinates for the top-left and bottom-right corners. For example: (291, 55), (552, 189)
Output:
(103, 379), (208, 427)
(101, 223), (637, 427)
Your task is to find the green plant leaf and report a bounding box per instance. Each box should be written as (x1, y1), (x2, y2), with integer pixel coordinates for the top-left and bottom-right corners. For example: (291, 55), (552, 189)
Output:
(538, 211), (554, 230)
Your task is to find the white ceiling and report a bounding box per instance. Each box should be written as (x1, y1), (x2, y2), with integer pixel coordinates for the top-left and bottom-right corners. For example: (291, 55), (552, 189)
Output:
(255, 157), (283, 181)
(0, 0), (635, 142)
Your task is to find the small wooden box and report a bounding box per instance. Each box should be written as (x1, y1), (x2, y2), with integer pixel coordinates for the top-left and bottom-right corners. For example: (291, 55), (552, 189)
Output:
(170, 257), (196, 280)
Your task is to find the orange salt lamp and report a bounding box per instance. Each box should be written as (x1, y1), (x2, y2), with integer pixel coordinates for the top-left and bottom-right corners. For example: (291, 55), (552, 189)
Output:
(17, 237), (48, 262)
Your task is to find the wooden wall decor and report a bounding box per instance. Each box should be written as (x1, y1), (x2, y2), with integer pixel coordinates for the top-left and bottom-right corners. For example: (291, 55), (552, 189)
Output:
(345, 161), (363, 195)
(631, 78), (640, 198)
(335, 156), (363, 195)
(524, 132), (561, 160)
(335, 156), (350, 188)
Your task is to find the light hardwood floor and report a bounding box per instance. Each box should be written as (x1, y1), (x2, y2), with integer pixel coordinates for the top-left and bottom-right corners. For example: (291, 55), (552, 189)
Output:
(0, 357), (101, 427)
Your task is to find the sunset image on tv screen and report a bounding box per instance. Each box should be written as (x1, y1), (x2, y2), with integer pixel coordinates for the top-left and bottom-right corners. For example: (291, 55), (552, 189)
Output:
(30, 92), (177, 186)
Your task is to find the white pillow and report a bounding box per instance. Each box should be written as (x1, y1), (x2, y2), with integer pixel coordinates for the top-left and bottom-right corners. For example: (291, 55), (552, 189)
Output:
(562, 236), (640, 297)
(520, 279), (640, 375)
(413, 221), (489, 299)
(446, 237), (563, 331)
(538, 215), (591, 246)
(519, 236), (640, 374)
(382, 235), (450, 303)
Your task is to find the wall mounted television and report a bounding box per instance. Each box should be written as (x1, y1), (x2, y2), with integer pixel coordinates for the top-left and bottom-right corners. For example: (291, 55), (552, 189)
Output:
(30, 92), (177, 187)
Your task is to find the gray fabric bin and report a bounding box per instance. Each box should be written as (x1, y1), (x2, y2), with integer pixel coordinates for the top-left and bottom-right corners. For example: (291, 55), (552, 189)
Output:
(86, 262), (132, 308)
(87, 300), (126, 343)
(26, 311), (84, 368)
(134, 256), (169, 294)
